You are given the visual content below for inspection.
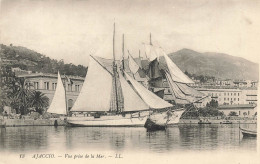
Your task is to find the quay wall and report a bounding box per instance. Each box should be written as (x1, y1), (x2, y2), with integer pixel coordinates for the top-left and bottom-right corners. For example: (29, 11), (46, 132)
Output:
(179, 118), (256, 124)
(0, 119), (65, 127)
(0, 118), (256, 127)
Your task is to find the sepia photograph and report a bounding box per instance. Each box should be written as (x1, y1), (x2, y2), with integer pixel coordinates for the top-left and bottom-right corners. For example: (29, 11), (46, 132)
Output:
(0, 0), (259, 163)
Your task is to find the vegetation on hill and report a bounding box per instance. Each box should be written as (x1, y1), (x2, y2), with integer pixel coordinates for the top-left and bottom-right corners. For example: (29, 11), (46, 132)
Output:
(0, 65), (49, 115)
(163, 48), (259, 80)
(0, 44), (88, 77)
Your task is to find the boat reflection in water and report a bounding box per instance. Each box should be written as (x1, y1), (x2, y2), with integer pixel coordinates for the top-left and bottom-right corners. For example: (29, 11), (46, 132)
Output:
(0, 124), (256, 153)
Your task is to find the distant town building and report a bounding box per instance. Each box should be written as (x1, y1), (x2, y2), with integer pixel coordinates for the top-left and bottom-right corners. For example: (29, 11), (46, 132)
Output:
(18, 73), (85, 110)
(218, 104), (257, 117)
(11, 67), (32, 75)
(196, 87), (258, 107)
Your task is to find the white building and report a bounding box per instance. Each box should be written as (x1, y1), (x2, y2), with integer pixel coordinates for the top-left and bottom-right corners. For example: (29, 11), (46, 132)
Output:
(18, 73), (85, 110)
(196, 87), (258, 106)
(218, 104), (257, 117)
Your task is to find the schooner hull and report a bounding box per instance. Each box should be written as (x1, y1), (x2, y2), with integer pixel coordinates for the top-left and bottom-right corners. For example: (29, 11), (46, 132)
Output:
(66, 114), (149, 127)
(146, 109), (185, 127)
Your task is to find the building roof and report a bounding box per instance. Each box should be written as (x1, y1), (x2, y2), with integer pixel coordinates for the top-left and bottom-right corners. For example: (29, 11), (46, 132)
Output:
(218, 104), (256, 110)
(18, 73), (85, 81)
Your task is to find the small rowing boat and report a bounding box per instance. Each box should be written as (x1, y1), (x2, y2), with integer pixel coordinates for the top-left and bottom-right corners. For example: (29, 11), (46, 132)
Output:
(240, 127), (257, 138)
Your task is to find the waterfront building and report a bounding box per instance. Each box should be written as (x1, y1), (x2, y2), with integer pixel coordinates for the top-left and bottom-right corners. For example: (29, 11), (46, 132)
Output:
(233, 80), (252, 88)
(218, 104), (257, 117)
(18, 73), (85, 110)
(197, 87), (258, 106)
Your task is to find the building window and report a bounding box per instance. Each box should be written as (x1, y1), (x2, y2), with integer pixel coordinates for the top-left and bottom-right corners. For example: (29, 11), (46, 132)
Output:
(239, 111), (240, 115)
(44, 82), (49, 90)
(248, 111), (250, 115)
(34, 82), (39, 89)
(234, 98), (236, 101)
(227, 98), (229, 101)
(68, 84), (72, 91)
(52, 83), (57, 90)
(231, 98), (232, 100)
(224, 98), (226, 101)
(238, 93), (239, 96)
(234, 93), (236, 96)
(238, 98), (239, 101)
(228, 93), (229, 96)
(224, 93), (226, 96)
(231, 93), (232, 96)
(75, 85), (80, 92)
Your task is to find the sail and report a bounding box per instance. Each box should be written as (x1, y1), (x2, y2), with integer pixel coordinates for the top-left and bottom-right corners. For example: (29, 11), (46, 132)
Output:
(163, 52), (194, 84)
(125, 72), (172, 109)
(165, 71), (206, 104)
(175, 82), (204, 98)
(70, 57), (113, 112)
(128, 54), (140, 74)
(47, 71), (67, 115)
(144, 44), (159, 61)
(165, 71), (192, 104)
(148, 58), (162, 80)
(119, 73), (149, 111)
(110, 71), (124, 112)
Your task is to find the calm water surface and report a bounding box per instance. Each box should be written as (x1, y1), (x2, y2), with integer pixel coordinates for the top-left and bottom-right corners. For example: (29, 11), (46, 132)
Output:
(0, 124), (256, 153)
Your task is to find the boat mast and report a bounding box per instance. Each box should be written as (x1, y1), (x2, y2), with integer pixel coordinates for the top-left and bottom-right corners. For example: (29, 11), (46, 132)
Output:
(62, 73), (68, 116)
(113, 22), (119, 113)
(122, 34), (125, 74)
(150, 33), (152, 45)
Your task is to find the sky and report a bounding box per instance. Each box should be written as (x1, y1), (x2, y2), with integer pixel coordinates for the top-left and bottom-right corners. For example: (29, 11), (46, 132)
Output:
(0, 0), (260, 66)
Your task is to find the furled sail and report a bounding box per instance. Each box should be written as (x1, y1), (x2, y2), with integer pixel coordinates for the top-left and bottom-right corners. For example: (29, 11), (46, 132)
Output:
(70, 57), (113, 112)
(125, 72), (173, 109)
(165, 68), (205, 104)
(119, 73), (149, 111)
(163, 52), (194, 84)
(47, 71), (67, 115)
(165, 71), (193, 104)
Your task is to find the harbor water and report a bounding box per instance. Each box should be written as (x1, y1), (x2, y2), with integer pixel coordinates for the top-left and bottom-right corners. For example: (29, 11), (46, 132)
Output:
(0, 124), (256, 154)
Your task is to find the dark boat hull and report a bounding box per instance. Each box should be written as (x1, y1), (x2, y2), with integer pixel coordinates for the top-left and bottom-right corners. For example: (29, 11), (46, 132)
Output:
(240, 127), (257, 138)
(144, 118), (166, 131)
(198, 122), (211, 124)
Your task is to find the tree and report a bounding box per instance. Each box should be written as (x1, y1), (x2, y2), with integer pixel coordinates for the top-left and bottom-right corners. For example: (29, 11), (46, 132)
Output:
(206, 99), (218, 108)
(10, 77), (33, 115)
(29, 91), (49, 114)
(228, 111), (237, 116)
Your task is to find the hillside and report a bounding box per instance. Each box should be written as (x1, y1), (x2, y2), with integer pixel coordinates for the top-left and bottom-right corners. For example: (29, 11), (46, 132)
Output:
(158, 48), (259, 80)
(0, 44), (88, 77)
(1, 44), (258, 80)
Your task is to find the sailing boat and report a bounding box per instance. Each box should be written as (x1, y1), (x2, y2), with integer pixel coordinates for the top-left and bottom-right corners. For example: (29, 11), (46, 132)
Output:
(66, 24), (173, 127)
(47, 71), (67, 115)
(46, 71), (67, 125)
(141, 36), (205, 129)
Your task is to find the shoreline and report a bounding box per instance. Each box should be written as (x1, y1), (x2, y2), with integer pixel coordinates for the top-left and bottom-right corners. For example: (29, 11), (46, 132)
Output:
(0, 118), (257, 127)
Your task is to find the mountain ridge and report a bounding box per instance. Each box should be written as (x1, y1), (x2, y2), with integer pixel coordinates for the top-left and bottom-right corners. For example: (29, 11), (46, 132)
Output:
(163, 48), (259, 80)
(1, 44), (258, 80)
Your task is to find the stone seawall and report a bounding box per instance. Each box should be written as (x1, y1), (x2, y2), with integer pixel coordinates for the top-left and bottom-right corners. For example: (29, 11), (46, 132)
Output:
(0, 118), (256, 127)
(179, 119), (257, 124)
(0, 119), (66, 127)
